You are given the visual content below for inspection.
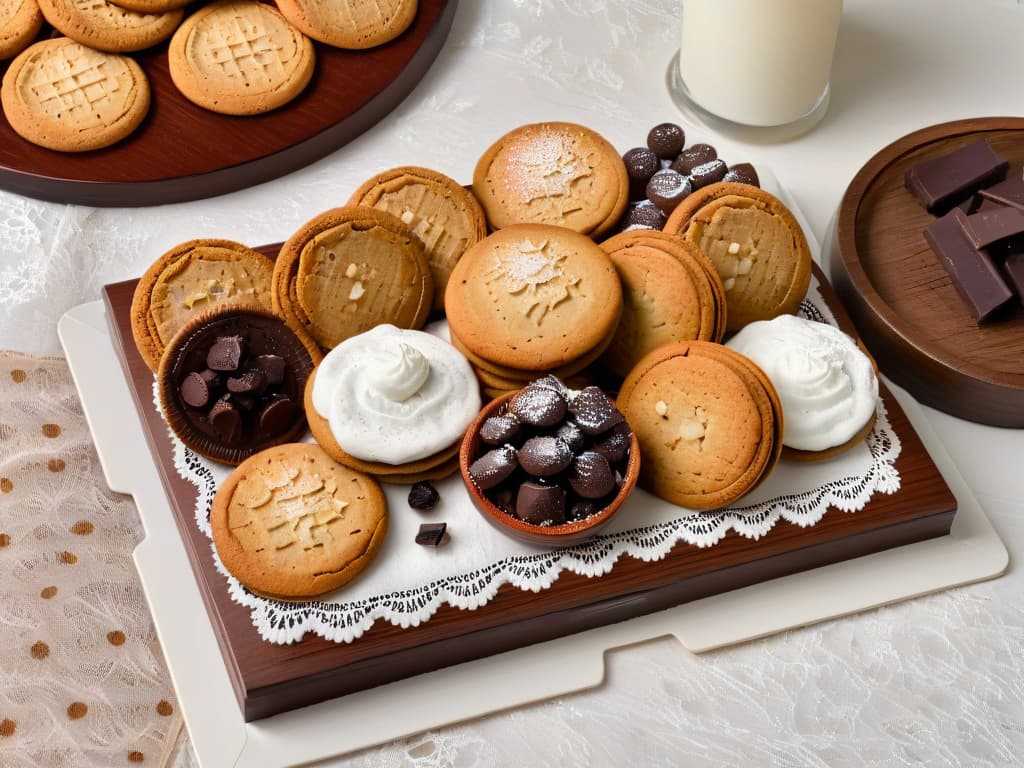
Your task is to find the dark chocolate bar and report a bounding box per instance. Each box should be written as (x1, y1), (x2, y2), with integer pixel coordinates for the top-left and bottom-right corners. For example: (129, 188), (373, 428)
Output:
(1004, 252), (1024, 301)
(979, 170), (1024, 211)
(923, 208), (1014, 322)
(905, 140), (1008, 213)
(958, 205), (1024, 249)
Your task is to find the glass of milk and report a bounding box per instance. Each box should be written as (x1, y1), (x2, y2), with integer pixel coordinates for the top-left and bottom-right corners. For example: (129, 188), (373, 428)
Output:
(668, 0), (842, 139)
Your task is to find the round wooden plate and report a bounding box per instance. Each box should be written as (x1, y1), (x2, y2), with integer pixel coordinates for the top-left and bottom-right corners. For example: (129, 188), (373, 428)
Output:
(831, 116), (1024, 428)
(0, 0), (456, 207)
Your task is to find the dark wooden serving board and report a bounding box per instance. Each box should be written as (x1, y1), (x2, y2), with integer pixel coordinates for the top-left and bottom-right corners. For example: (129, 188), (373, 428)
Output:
(102, 260), (957, 721)
(0, 0), (456, 207)
(832, 117), (1024, 427)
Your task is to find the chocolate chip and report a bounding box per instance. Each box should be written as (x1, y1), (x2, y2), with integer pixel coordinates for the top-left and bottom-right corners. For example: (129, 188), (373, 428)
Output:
(415, 522), (447, 546)
(254, 354), (286, 387)
(257, 395), (296, 438)
(569, 386), (624, 435)
(408, 481), (440, 511)
(517, 436), (573, 477)
(180, 371), (211, 408)
(646, 123), (686, 159)
(624, 201), (668, 230)
(623, 147), (660, 200)
(226, 369), (266, 395)
(690, 159), (728, 190)
(592, 421), (632, 463)
(646, 169), (693, 215)
(671, 143), (717, 175)
(509, 384), (567, 427)
(209, 396), (242, 444)
(206, 335), (244, 371)
(723, 162), (760, 187)
(554, 419), (585, 453)
(469, 445), (518, 490)
(479, 413), (521, 445)
(568, 451), (616, 499)
(515, 481), (566, 526)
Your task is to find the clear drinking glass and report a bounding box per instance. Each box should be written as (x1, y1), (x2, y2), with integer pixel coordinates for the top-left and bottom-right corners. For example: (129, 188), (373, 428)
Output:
(667, 0), (843, 141)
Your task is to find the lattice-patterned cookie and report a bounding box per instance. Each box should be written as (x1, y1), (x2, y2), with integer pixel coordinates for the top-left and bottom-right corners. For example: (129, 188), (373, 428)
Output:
(0, 0), (43, 61)
(276, 0), (416, 50)
(36, 0), (184, 53)
(1, 37), (150, 151)
(168, 0), (315, 115)
(211, 443), (388, 600)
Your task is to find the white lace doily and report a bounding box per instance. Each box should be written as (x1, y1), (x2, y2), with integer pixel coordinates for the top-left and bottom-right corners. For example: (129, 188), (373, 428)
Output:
(159, 274), (902, 645)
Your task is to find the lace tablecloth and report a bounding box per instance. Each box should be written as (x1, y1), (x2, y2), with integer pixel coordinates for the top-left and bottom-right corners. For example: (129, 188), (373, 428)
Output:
(2, 0), (1023, 766)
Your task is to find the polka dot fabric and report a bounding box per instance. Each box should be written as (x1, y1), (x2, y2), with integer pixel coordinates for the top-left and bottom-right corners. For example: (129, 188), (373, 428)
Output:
(0, 353), (182, 767)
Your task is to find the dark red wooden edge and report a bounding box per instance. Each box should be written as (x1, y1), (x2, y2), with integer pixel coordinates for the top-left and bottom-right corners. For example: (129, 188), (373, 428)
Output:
(101, 262), (958, 721)
(0, 1), (457, 207)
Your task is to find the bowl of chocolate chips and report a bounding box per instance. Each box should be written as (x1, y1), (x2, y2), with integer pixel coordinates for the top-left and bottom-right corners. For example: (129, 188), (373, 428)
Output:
(461, 376), (640, 547)
(158, 305), (322, 465)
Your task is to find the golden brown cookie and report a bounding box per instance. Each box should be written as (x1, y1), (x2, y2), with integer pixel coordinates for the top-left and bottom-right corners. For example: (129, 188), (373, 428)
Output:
(158, 305), (322, 466)
(168, 0), (315, 115)
(1, 38), (150, 152)
(598, 230), (725, 378)
(130, 239), (276, 372)
(473, 122), (629, 238)
(616, 340), (780, 511)
(211, 443), (388, 600)
(0, 0), (43, 61)
(663, 182), (811, 332)
(303, 370), (461, 483)
(275, 0), (416, 50)
(445, 224), (623, 372)
(108, 0), (190, 12)
(36, 0), (183, 52)
(273, 205), (433, 353)
(348, 166), (486, 311)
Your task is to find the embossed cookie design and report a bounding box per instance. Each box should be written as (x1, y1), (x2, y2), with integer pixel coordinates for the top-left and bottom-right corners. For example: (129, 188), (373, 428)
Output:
(211, 443), (388, 600)
(36, 0), (184, 53)
(0, 0), (44, 61)
(275, 0), (417, 50)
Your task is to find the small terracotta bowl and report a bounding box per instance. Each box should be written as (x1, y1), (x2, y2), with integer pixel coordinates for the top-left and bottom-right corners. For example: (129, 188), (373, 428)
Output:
(459, 391), (641, 548)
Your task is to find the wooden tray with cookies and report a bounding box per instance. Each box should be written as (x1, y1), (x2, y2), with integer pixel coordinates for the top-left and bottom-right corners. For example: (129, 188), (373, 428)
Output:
(102, 121), (957, 721)
(0, 0), (455, 206)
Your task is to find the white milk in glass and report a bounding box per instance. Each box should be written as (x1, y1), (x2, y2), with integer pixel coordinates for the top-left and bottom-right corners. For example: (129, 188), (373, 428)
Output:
(678, 0), (842, 127)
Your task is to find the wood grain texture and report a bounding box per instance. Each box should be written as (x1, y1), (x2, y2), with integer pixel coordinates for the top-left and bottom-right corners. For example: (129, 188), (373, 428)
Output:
(0, 0), (455, 207)
(102, 258), (957, 721)
(833, 117), (1024, 427)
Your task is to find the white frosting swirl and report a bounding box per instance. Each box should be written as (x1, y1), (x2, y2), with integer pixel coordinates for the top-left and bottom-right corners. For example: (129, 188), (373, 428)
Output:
(311, 325), (481, 464)
(726, 315), (878, 452)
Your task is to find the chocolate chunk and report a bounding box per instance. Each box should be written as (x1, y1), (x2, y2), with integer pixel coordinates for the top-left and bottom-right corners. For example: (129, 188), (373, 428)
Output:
(209, 396), (242, 444)
(180, 371), (212, 408)
(257, 395), (297, 437)
(469, 445), (518, 490)
(924, 209), (1014, 322)
(491, 484), (515, 514)
(408, 481), (440, 511)
(569, 386), (625, 435)
(568, 451), (616, 499)
(646, 122), (685, 159)
(671, 143), (717, 175)
(646, 169), (692, 214)
(624, 201), (668, 231)
(480, 413), (521, 445)
(690, 159), (728, 190)
(623, 147), (660, 200)
(254, 354), (286, 387)
(415, 522), (447, 546)
(554, 419), (585, 453)
(1004, 251), (1024, 300)
(198, 368), (220, 388)
(905, 140), (1008, 214)
(723, 162), (760, 187)
(959, 206), (1024, 249)
(509, 384), (567, 427)
(567, 500), (596, 522)
(227, 369), (267, 395)
(591, 421), (631, 463)
(517, 436), (573, 477)
(534, 374), (568, 395)
(979, 171), (1024, 211)
(231, 393), (258, 411)
(206, 335), (244, 371)
(515, 481), (566, 526)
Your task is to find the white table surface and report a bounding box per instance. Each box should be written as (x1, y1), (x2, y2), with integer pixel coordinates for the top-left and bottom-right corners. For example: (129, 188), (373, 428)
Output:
(4, 1), (1023, 765)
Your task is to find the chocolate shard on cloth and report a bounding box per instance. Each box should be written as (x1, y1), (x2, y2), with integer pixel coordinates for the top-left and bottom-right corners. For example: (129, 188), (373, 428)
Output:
(905, 139), (1008, 214)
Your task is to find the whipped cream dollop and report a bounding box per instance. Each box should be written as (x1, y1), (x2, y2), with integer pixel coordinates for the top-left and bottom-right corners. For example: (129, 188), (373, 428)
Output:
(312, 325), (481, 464)
(726, 315), (878, 452)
